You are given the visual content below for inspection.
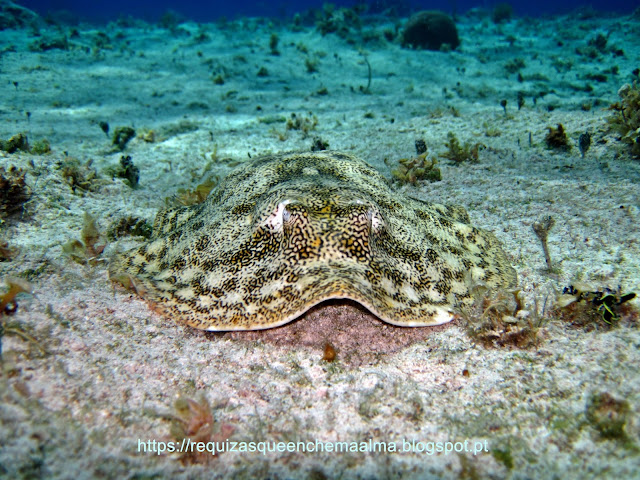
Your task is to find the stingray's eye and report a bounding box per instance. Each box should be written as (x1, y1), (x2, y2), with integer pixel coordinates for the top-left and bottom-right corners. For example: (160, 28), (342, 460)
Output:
(368, 208), (385, 233)
(263, 200), (292, 232)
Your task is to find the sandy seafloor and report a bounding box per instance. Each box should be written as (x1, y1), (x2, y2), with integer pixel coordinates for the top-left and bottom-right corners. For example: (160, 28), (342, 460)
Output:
(1, 6), (640, 479)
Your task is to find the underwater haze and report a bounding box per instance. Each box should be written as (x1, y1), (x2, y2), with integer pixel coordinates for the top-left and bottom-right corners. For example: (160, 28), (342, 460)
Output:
(17, 0), (639, 22)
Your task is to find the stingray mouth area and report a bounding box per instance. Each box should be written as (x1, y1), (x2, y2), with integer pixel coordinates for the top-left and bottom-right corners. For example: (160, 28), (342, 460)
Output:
(195, 276), (456, 331)
(296, 290), (455, 328)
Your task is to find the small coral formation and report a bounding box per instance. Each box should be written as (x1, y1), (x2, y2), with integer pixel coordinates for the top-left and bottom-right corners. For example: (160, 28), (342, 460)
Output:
(116, 155), (139, 188)
(608, 82), (640, 158)
(554, 284), (637, 330)
(0, 133), (29, 153)
(30, 138), (51, 154)
(112, 126), (136, 151)
(390, 139), (442, 184)
(168, 396), (234, 465)
(544, 124), (571, 151)
(0, 133), (50, 155)
(462, 289), (541, 349)
(169, 178), (218, 207)
(57, 157), (100, 193)
(0, 166), (30, 219)
(316, 3), (362, 40)
(310, 136), (329, 151)
(586, 392), (630, 440)
(440, 132), (483, 163)
(138, 129), (155, 143)
(286, 112), (318, 136)
(62, 213), (106, 265)
(402, 11), (459, 51)
(107, 216), (152, 241)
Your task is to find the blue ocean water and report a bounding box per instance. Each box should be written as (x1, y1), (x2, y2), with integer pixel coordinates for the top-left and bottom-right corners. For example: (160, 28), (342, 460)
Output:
(17, 0), (638, 24)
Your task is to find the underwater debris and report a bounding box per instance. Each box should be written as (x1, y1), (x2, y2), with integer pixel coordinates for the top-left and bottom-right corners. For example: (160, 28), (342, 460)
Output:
(389, 139), (442, 184)
(116, 155), (139, 188)
(532, 215), (556, 272)
(0, 133), (29, 153)
(554, 284), (637, 330)
(402, 11), (459, 51)
(0, 166), (30, 219)
(107, 216), (153, 241)
(168, 395), (234, 465)
(112, 126), (136, 151)
(586, 392), (630, 440)
(608, 82), (640, 158)
(544, 124), (571, 151)
(62, 212), (106, 265)
(440, 132), (483, 163)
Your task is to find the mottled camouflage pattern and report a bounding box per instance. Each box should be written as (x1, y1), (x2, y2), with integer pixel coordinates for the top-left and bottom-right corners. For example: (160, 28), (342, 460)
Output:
(109, 151), (516, 330)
